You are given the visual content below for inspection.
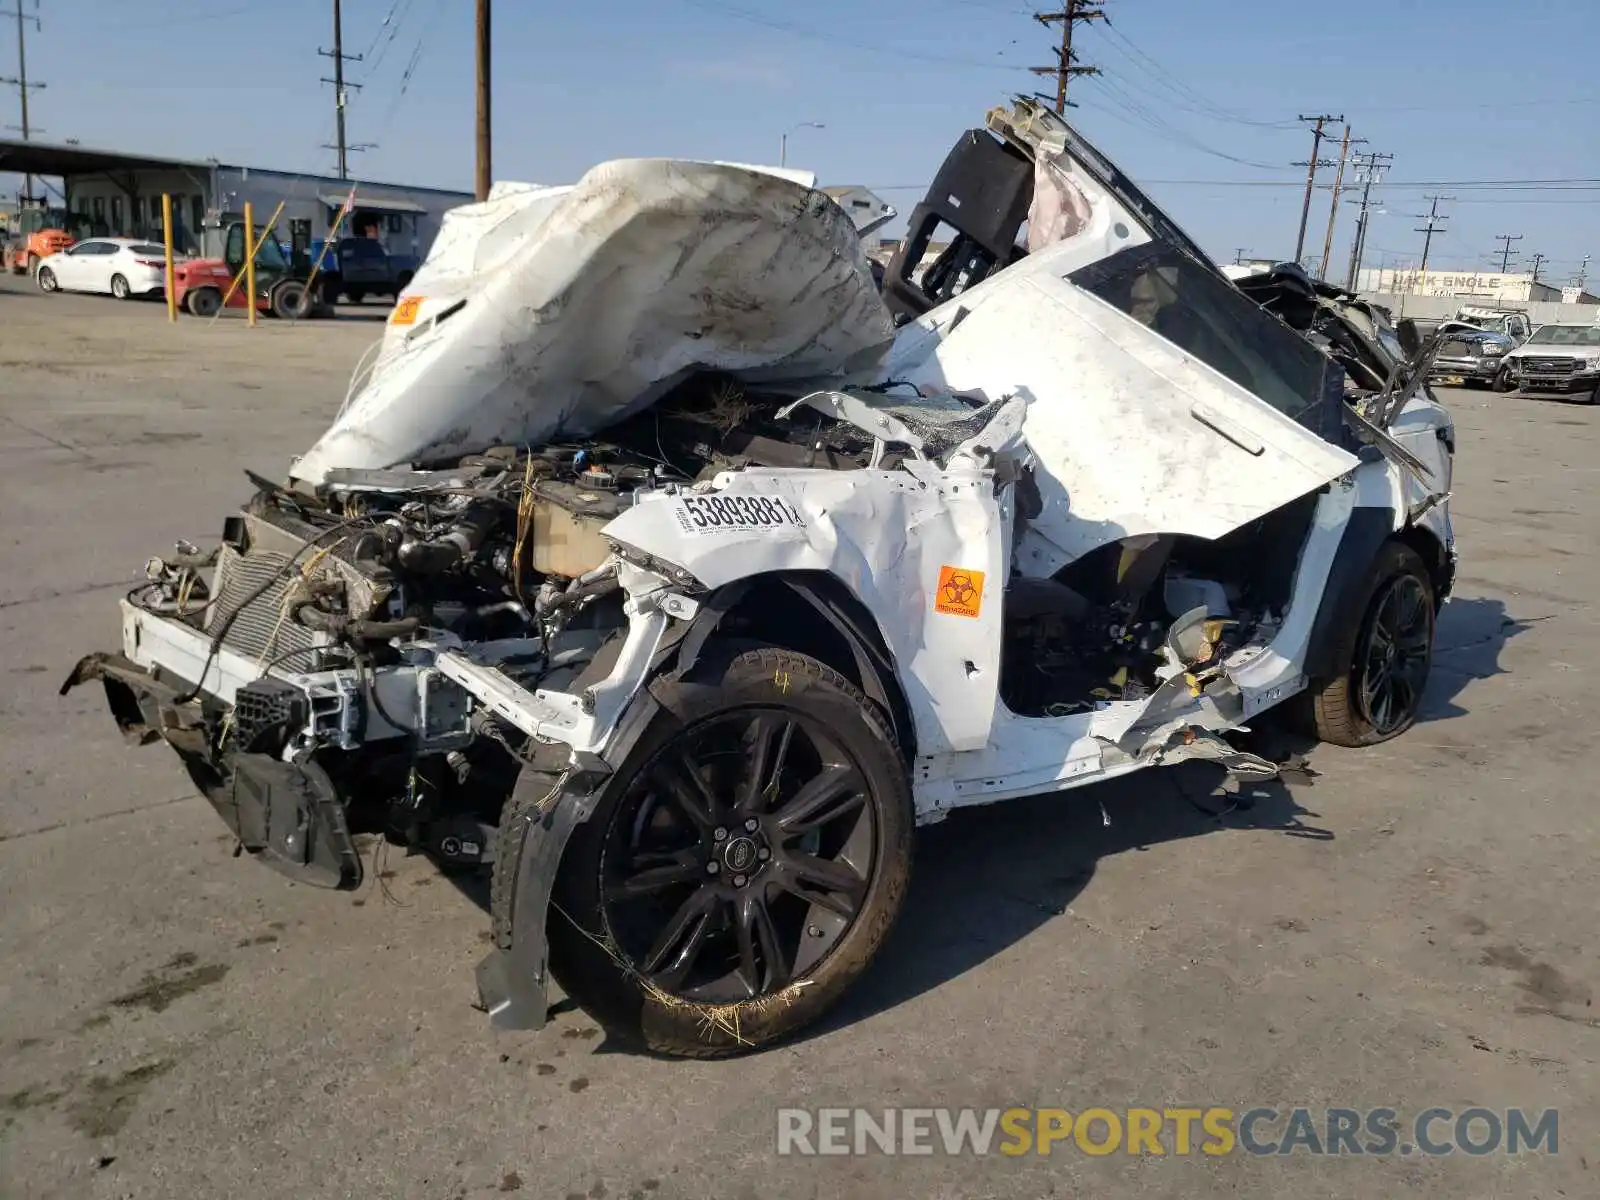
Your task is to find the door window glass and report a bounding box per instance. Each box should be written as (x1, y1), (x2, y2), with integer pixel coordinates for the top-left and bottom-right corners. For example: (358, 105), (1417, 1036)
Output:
(1070, 243), (1329, 426)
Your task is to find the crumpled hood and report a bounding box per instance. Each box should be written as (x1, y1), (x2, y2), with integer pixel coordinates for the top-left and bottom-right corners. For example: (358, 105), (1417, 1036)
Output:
(292, 158), (895, 484)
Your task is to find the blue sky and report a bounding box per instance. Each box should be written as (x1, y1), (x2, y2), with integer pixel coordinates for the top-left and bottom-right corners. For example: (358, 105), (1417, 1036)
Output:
(6, 0), (1598, 282)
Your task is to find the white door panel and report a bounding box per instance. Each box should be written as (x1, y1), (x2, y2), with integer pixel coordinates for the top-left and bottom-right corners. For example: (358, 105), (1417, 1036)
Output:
(884, 272), (1359, 575)
(87, 251), (114, 293)
(52, 252), (84, 289)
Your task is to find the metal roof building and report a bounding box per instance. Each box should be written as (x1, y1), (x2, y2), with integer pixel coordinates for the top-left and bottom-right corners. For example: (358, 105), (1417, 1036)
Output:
(0, 138), (474, 260)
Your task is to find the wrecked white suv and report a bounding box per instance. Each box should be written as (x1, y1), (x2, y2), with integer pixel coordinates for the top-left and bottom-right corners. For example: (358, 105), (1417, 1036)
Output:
(65, 99), (1456, 1057)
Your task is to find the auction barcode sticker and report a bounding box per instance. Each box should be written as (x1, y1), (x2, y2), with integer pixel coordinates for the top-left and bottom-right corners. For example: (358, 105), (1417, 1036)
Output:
(671, 494), (807, 536)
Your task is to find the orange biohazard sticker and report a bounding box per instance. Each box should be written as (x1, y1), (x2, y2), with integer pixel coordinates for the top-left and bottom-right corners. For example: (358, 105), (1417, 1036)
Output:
(935, 565), (985, 619)
(390, 296), (423, 326)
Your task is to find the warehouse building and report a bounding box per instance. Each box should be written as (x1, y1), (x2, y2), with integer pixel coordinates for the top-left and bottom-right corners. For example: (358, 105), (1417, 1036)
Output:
(1354, 267), (1565, 304)
(0, 138), (473, 264)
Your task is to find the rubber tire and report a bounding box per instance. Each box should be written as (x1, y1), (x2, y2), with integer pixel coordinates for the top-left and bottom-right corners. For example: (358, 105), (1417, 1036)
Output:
(1493, 366), (1517, 393)
(25, 253), (39, 278)
(345, 287), (366, 304)
(270, 279), (311, 320)
(185, 287), (222, 318)
(110, 273), (131, 300)
(1300, 540), (1435, 748)
(546, 644), (914, 1058)
(36, 266), (57, 293)
(395, 271), (414, 291)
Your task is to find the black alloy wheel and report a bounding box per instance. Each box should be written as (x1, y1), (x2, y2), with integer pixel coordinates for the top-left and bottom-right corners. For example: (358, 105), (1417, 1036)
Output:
(600, 708), (877, 1005)
(1354, 572), (1433, 737)
(1298, 540), (1436, 747)
(543, 645), (913, 1057)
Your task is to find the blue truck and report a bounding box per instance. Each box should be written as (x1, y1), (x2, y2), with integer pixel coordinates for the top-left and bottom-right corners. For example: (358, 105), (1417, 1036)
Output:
(296, 235), (420, 305)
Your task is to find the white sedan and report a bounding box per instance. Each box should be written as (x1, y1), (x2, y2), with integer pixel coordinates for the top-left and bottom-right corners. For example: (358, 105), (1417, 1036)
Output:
(34, 238), (174, 300)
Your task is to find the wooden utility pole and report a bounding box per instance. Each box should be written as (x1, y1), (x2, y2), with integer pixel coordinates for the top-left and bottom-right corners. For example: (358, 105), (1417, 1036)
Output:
(476, 0), (492, 200)
(1031, 1), (1106, 113)
(1293, 113), (1341, 266)
(1528, 252), (1546, 283)
(1319, 125), (1362, 282)
(1344, 150), (1392, 291)
(1, 0), (45, 200)
(1493, 233), (1523, 273)
(319, 0), (364, 180)
(1414, 195), (1452, 283)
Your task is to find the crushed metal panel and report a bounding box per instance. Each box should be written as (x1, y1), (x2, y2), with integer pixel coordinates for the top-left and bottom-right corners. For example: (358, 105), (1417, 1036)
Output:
(883, 269), (1360, 576)
(293, 159), (894, 484)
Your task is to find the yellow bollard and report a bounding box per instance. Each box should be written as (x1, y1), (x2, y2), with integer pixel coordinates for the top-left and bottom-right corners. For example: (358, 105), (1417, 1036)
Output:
(301, 205), (352, 321)
(162, 194), (177, 323)
(215, 200), (285, 321)
(244, 202), (257, 327)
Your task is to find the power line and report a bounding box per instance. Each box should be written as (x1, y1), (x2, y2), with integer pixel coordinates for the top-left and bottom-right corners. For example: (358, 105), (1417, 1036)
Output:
(1082, 80), (1293, 171)
(102, 3), (255, 33)
(361, 1), (451, 150)
(1094, 21), (1299, 130)
(678, 0), (1022, 72)
(1043, 176), (1600, 190)
(1358, 94), (1600, 114)
(360, 0), (413, 63)
(1031, 1), (1105, 113)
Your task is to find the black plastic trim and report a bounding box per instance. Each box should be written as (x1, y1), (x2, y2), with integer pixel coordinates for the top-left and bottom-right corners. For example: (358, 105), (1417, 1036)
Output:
(1303, 506), (1397, 680)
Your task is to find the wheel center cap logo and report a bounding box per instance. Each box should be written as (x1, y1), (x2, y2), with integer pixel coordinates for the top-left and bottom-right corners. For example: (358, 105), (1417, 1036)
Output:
(723, 837), (758, 873)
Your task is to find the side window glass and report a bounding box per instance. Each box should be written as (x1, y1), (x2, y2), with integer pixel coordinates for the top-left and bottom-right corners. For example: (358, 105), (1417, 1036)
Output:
(224, 224), (245, 268)
(1071, 244), (1329, 427)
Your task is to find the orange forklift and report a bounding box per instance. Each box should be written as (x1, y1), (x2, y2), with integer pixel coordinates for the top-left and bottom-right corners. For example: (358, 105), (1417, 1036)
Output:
(2, 199), (104, 276)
